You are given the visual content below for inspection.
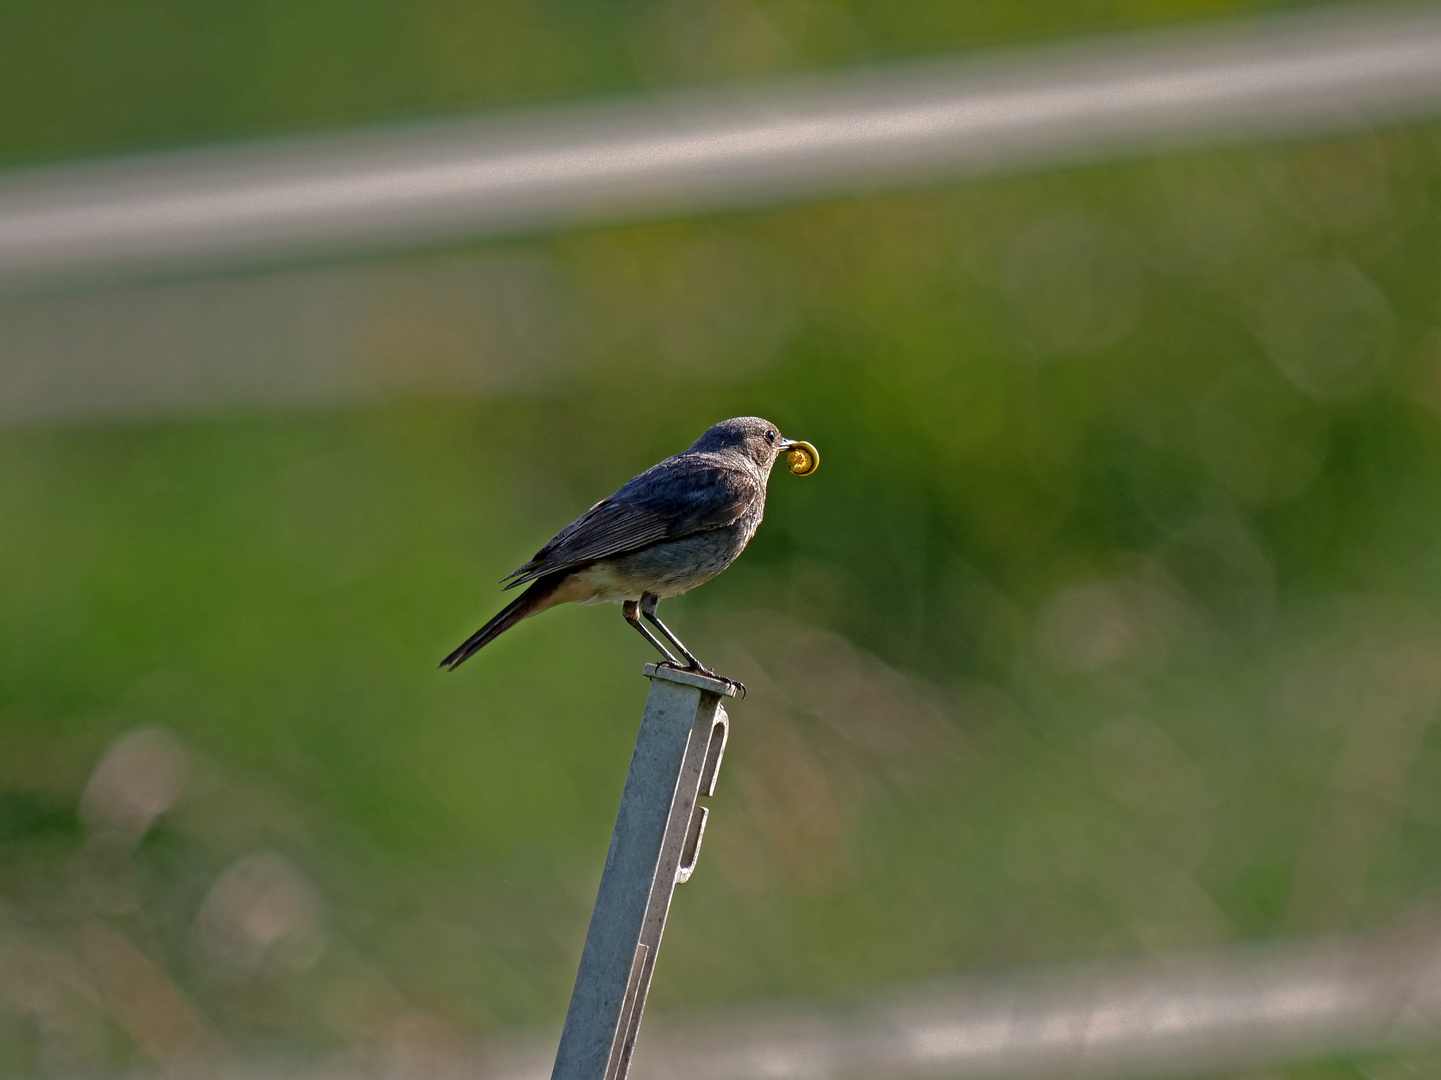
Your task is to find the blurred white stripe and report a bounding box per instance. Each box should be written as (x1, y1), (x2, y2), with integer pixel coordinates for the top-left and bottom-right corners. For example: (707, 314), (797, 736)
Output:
(632, 922), (1441, 1079)
(195, 920), (1441, 1080)
(457, 920), (1441, 1080)
(3, 2), (1441, 290)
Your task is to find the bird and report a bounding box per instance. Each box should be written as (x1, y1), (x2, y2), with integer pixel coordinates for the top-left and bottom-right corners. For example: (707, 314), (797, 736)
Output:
(439, 416), (817, 690)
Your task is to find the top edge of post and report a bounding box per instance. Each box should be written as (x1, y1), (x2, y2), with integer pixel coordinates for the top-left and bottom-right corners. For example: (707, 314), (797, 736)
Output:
(642, 663), (739, 698)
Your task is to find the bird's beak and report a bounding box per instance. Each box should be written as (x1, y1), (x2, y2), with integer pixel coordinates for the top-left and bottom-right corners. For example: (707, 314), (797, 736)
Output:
(779, 438), (820, 476)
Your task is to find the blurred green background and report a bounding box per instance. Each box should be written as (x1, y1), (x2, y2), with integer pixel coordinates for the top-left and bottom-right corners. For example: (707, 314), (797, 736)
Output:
(4, 1), (1441, 1078)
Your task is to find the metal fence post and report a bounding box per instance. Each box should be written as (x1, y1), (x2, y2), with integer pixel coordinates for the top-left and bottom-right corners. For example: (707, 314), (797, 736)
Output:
(550, 663), (736, 1080)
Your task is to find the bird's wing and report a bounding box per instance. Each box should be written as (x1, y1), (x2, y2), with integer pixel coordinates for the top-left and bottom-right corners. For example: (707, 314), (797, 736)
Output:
(502, 456), (758, 588)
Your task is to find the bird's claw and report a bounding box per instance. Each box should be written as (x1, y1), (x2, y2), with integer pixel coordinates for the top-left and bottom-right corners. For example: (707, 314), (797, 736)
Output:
(655, 660), (746, 699)
(696, 666), (746, 700)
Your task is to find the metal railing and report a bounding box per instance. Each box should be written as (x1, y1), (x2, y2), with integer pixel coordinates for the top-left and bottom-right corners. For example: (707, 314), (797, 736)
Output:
(171, 913), (1441, 1079)
(2, 2), (1441, 289)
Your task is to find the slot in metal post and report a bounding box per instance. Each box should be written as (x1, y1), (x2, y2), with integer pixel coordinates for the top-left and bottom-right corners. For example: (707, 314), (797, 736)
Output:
(551, 664), (735, 1080)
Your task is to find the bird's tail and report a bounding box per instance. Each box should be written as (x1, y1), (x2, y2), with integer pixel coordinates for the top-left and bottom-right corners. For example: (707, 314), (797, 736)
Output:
(439, 574), (566, 671)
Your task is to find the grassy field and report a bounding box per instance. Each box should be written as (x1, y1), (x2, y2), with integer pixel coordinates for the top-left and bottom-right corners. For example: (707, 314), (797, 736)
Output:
(3, 2), (1441, 1077)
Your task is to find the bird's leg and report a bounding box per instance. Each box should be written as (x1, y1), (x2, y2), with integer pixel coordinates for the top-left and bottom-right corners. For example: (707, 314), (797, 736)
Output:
(638, 593), (706, 670)
(623, 600), (681, 666)
(640, 593), (745, 697)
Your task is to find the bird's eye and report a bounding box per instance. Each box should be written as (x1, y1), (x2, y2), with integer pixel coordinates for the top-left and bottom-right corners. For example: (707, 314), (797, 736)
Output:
(766, 430), (777, 443)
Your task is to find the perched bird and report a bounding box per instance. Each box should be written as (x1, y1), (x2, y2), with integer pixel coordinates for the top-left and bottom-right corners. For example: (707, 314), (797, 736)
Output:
(440, 416), (817, 687)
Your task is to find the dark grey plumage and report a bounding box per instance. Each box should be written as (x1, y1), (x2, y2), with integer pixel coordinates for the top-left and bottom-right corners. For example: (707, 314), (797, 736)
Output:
(501, 452), (763, 591)
(440, 416), (809, 684)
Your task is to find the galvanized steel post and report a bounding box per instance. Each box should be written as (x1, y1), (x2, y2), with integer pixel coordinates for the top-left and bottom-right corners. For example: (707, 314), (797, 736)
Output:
(550, 663), (736, 1080)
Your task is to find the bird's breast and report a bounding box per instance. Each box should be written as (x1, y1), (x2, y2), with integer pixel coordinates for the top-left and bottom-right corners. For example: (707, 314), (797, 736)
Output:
(606, 515), (760, 599)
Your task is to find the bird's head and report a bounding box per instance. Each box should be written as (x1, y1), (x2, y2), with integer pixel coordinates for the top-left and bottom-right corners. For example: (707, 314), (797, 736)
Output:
(689, 416), (819, 475)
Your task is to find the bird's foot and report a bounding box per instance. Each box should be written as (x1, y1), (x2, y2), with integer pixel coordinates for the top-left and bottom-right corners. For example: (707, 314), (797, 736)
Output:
(689, 663), (746, 700)
(655, 660), (746, 699)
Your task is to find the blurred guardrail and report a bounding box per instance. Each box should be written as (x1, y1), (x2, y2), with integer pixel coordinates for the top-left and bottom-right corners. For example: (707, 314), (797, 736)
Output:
(242, 916), (1441, 1080)
(620, 921), (1441, 1080)
(2, 2), (1441, 290)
